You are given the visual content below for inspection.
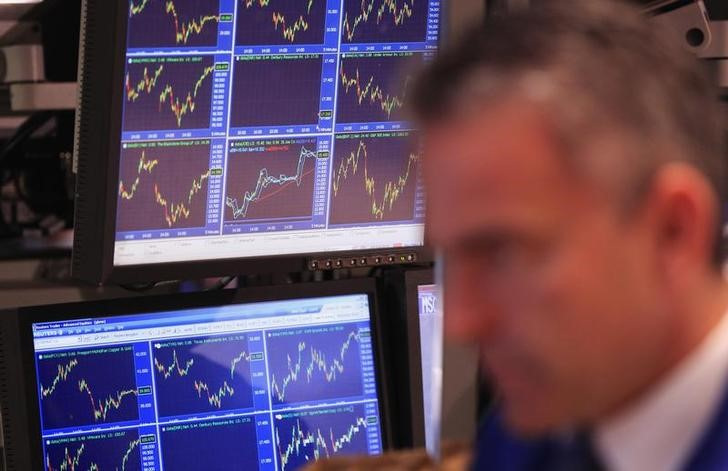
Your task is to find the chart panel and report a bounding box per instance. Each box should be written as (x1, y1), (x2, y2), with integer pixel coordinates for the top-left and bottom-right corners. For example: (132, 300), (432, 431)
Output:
(341, 0), (427, 44)
(153, 334), (258, 417)
(123, 56), (215, 132)
(160, 417), (260, 469)
(336, 52), (416, 124)
(236, 0), (327, 46)
(230, 54), (323, 128)
(329, 131), (420, 225)
(266, 323), (374, 407)
(37, 346), (139, 430)
(274, 403), (382, 471)
(44, 429), (143, 471)
(223, 138), (318, 222)
(116, 140), (213, 233)
(127, 0), (221, 49)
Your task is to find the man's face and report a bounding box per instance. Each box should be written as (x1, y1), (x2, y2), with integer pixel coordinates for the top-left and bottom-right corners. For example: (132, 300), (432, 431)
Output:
(424, 101), (673, 434)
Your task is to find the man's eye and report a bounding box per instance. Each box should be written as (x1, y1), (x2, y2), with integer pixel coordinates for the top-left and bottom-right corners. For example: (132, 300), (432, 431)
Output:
(482, 241), (519, 267)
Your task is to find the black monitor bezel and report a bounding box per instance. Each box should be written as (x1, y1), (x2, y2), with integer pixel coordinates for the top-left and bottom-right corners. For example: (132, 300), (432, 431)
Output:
(72, 0), (441, 285)
(7, 279), (391, 469)
(402, 268), (434, 449)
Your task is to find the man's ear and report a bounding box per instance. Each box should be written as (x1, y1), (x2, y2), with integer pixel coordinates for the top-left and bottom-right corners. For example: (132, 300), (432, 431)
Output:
(645, 163), (718, 281)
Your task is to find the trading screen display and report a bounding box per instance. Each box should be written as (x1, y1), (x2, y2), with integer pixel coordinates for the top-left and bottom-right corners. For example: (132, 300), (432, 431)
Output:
(417, 283), (440, 452)
(33, 294), (382, 470)
(114, 0), (443, 266)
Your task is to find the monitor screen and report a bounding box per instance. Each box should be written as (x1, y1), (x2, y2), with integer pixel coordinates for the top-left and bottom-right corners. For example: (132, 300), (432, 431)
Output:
(76, 0), (445, 279)
(416, 283), (440, 453)
(30, 293), (383, 470)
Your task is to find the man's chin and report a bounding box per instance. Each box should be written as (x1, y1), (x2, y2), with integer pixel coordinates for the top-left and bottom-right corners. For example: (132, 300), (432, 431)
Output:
(500, 400), (563, 438)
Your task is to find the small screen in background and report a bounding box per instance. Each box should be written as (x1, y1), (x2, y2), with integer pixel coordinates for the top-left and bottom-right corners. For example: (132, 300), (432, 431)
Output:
(417, 283), (441, 452)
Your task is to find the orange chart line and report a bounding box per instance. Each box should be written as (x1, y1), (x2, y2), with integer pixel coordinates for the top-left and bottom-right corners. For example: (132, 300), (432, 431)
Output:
(165, 0), (220, 44)
(342, 0), (415, 42)
(242, 0), (316, 43)
(118, 151), (160, 200)
(339, 64), (409, 118)
(129, 0), (151, 17)
(46, 443), (86, 471)
(333, 140), (419, 219)
(126, 65), (165, 102)
(158, 65), (214, 128)
(153, 169), (211, 228)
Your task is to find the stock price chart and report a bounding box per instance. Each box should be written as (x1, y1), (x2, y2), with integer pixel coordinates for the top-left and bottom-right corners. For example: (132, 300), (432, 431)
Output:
(336, 52), (415, 124)
(45, 430), (142, 471)
(37, 346), (139, 430)
(236, 0), (327, 45)
(34, 294), (384, 470)
(274, 404), (379, 471)
(341, 0), (427, 43)
(160, 417), (259, 469)
(230, 55), (323, 128)
(330, 132), (419, 225)
(224, 138), (318, 222)
(267, 324), (368, 406)
(116, 140), (212, 233)
(153, 334), (257, 417)
(127, 0), (221, 49)
(123, 56), (214, 132)
(113, 0), (442, 276)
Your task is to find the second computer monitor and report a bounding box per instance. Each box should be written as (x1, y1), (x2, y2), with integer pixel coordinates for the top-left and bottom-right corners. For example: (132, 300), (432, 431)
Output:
(1, 280), (388, 470)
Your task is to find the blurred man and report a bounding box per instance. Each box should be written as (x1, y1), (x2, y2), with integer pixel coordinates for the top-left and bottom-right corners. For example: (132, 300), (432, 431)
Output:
(412, 1), (728, 470)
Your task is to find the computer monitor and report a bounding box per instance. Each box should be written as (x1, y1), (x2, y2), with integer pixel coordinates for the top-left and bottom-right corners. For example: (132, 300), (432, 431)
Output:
(72, 0), (447, 284)
(0, 280), (389, 470)
(404, 269), (478, 454)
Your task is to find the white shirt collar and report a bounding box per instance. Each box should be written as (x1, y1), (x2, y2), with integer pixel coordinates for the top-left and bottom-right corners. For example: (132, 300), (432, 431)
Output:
(594, 310), (728, 471)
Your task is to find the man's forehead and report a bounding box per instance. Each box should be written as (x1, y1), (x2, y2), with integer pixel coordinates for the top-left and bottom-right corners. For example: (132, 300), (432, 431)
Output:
(423, 100), (593, 245)
(424, 100), (570, 174)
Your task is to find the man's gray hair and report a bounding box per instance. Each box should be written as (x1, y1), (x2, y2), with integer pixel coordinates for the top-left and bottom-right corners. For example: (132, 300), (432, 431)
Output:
(412, 0), (726, 266)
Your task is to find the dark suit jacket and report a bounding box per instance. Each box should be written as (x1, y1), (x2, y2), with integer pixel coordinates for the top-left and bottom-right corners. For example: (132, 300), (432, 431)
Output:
(472, 387), (728, 470)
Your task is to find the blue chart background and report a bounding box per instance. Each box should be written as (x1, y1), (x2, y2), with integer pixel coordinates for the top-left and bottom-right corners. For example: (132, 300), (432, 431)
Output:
(341, 0), (427, 44)
(230, 55), (322, 128)
(127, 0), (220, 49)
(122, 57), (214, 133)
(336, 53), (415, 125)
(160, 417), (258, 470)
(235, 0), (326, 46)
(223, 138), (317, 223)
(45, 429), (141, 471)
(37, 346), (139, 430)
(153, 335), (254, 417)
(274, 404), (372, 471)
(329, 133), (418, 225)
(116, 142), (211, 233)
(266, 323), (364, 406)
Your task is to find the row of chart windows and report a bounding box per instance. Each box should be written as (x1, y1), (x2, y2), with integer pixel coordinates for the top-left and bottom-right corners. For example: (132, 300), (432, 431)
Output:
(115, 132), (424, 239)
(125, 0), (439, 50)
(122, 52), (427, 138)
